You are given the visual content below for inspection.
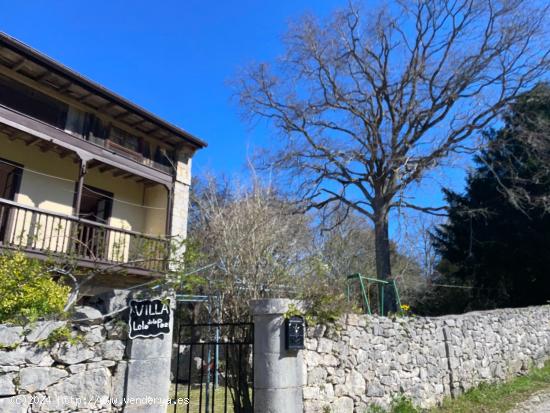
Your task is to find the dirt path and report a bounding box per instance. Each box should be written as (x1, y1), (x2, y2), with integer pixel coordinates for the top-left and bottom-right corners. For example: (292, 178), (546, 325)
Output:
(507, 388), (550, 413)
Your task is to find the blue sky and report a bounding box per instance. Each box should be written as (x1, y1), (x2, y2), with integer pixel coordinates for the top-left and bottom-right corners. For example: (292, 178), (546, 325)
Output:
(0, 0), (343, 174)
(0, 0), (468, 218)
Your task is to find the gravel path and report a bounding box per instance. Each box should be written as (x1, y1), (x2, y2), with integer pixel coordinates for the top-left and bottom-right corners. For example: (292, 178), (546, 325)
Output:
(508, 389), (550, 413)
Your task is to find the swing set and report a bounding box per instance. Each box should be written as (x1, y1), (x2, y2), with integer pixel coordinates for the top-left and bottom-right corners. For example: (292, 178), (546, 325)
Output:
(346, 273), (402, 315)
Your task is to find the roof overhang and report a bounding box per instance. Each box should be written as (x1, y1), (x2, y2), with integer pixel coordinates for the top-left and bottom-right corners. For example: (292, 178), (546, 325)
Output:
(0, 104), (173, 187)
(0, 32), (208, 150)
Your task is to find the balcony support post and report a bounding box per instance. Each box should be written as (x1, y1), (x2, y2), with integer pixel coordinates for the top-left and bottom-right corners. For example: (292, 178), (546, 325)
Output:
(74, 158), (89, 217)
(165, 182), (174, 237)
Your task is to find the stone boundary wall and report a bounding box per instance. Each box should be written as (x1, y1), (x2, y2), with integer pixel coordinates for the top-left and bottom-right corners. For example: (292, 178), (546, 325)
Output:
(0, 312), (128, 413)
(303, 306), (550, 412)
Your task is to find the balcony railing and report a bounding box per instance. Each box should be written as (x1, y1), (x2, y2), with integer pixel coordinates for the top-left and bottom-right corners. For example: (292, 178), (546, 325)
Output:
(0, 198), (169, 274)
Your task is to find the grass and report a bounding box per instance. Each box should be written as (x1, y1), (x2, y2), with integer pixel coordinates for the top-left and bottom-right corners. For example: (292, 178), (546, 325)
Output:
(168, 384), (251, 413)
(366, 361), (550, 413)
(431, 361), (550, 413)
(366, 396), (420, 413)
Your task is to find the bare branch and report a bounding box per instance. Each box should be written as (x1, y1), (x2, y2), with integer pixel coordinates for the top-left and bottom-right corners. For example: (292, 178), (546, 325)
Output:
(235, 0), (550, 286)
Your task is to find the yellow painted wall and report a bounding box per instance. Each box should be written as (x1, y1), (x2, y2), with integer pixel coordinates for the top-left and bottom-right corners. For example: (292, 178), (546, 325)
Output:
(84, 169), (167, 235)
(0, 132), (167, 234)
(1, 133), (77, 252)
(84, 170), (167, 262)
(0, 132), (169, 260)
(0, 133), (78, 214)
(143, 185), (168, 236)
(85, 169), (145, 232)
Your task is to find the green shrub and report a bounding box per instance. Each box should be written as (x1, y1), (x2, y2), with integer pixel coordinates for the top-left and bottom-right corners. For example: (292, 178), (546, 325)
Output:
(366, 405), (387, 413)
(366, 396), (421, 413)
(297, 257), (358, 325)
(0, 252), (70, 324)
(37, 326), (82, 348)
(390, 396), (421, 413)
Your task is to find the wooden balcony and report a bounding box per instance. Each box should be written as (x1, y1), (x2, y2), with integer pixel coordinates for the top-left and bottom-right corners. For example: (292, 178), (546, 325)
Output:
(0, 197), (169, 275)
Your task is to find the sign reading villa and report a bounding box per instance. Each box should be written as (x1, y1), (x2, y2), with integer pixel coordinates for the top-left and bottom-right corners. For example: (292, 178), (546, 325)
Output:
(128, 299), (171, 339)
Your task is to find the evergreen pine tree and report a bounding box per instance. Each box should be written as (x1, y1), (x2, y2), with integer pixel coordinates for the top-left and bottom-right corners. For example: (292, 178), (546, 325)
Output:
(433, 84), (550, 310)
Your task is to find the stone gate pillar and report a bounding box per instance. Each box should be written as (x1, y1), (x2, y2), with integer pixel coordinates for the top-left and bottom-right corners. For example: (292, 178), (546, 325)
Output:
(251, 299), (305, 413)
(124, 294), (175, 413)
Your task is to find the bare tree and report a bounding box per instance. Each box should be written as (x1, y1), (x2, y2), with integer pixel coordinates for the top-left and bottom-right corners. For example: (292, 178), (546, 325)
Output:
(189, 176), (312, 320)
(236, 0), (549, 311)
(188, 176), (312, 412)
(317, 212), (425, 307)
(395, 211), (443, 279)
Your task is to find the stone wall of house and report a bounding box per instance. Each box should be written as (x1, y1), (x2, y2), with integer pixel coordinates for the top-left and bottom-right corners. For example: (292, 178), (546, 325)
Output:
(302, 306), (550, 412)
(0, 310), (129, 413)
(171, 149), (192, 240)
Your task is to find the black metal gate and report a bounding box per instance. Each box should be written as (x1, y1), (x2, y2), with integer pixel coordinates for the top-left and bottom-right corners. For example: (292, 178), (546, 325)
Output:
(171, 321), (254, 413)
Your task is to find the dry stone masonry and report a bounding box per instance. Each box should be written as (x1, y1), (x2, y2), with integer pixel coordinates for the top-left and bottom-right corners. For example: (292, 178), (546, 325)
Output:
(0, 311), (128, 413)
(0, 292), (176, 413)
(302, 306), (550, 412)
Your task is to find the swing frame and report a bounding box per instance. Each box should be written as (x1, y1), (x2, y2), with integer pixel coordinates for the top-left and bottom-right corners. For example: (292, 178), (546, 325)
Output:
(346, 273), (402, 315)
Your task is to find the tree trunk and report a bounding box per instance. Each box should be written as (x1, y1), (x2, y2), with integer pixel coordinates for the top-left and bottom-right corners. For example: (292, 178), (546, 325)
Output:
(373, 204), (397, 314)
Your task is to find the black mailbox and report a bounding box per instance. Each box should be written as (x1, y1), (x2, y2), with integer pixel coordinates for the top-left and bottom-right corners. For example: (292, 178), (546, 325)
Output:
(285, 315), (305, 350)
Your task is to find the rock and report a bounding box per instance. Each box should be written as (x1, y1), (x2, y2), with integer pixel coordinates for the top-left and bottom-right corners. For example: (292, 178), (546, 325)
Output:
(19, 367), (68, 392)
(509, 359), (523, 374)
(334, 384), (347, 397)
(68, 364), (86, 374)
(0, 395), (31, 413)
(24, 347), (54, 366)
(508, 390), (550, 413)
(99, 340), (126, 360)
(43, 368), (111, 411)
(305, 338), (318, 351)
(303, 386), (320, 399)
(367, 383), (385, 397)
(332, 396), (354, 413)
(304, 400), (330, 413)
(380, 375), (394, 386)
(398, 353), (411, 364)
(321, 354), (339, 367)
(317, 338), (333, 354)
(95, 289), (130, 314)
(26, 321), (66, 343)
(52, 343), (95, 365)
(105, 320), (128, 340)
(0, 326), (23, 347)
(347, 314), (361, 326)
(83, 326), (105, 345)
(87, 360), (116, 370)
(345, 369), (366, 394)
(170, 344), (192, 382)
(0, 372), (17, 395)
(308, 367), (328, 386)
(311, 325), (327, 338)
(72, 306), (103, 325)
(0, 347), (27, 365)
(321, 383), (335, 398)
(111, 361), (127, 408)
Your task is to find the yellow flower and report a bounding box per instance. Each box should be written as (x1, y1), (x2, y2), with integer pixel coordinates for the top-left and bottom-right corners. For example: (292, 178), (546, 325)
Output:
(400, 304), (410, 312)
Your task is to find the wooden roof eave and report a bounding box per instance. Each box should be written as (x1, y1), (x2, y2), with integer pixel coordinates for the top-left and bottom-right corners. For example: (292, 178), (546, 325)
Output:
(0, 104), (173, 188)
(0, 32), (208, 150)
